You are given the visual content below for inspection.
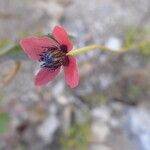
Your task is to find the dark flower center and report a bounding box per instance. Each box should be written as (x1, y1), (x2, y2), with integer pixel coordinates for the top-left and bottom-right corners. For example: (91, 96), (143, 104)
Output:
(39, 45), (69, 69)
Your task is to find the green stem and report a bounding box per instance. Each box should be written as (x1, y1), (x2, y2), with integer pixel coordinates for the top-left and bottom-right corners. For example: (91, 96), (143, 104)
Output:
(66, 44), (126, 56)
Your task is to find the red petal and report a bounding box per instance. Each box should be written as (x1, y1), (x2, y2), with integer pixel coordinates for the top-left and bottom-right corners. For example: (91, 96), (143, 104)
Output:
(34, 67), (60, 86)
(20, 37), (57, 60)
(52, 26), (73, 51)
(64, 56), (79, 88)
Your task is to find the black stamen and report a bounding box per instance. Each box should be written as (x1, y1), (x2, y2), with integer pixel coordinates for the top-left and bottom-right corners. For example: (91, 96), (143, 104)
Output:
(39, 45), (68, 69)
(60, 45), (68, 53)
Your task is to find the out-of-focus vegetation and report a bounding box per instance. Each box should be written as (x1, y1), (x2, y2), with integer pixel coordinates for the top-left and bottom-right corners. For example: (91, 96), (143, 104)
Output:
(0, 112), (10, 134)
(139, 40), (150, 56)
(61, 121), (91, 150)
(83, 93), (107, 107)
(127, 85), (143, 101)
(124, 27), (150, 56)
(0, 40), (22, 58)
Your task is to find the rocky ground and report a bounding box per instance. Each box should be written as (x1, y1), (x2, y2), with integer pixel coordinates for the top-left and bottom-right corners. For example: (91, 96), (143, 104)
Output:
(0, 0), (150, 150)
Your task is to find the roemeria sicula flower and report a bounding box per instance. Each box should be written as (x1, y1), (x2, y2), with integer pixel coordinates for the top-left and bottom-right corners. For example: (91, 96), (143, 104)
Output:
(20, 26), (79, 88)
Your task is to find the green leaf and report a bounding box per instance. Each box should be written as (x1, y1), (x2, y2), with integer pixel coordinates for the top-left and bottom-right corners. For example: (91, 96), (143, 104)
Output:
(0, 112), (10, 134)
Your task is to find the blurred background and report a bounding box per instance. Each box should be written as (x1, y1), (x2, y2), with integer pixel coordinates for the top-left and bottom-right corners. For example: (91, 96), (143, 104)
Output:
(0, 0), (150, 150)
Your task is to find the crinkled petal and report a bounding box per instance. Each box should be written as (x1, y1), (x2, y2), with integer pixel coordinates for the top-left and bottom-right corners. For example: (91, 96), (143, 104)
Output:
(64, 56), (79, 88)
(35, 67), (60, 86)
(52, 26), (73, 51)
(20, 37), (57, 60)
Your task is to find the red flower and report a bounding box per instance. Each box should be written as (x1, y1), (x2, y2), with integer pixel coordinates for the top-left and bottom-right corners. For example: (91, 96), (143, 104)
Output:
(20, 26), (79, 88)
